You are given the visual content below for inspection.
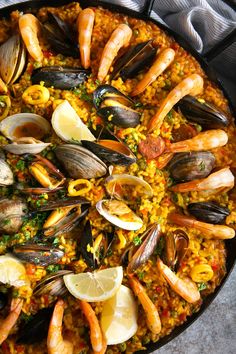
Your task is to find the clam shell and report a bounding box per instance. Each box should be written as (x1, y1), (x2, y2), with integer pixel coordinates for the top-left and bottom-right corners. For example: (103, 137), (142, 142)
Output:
(4, 138), (51, 155)
(0, 198), (27, 233)
(0, 157), (14, 186)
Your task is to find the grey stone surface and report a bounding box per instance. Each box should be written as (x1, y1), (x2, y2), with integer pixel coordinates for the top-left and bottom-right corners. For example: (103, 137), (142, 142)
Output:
(154, 266), (236, 354)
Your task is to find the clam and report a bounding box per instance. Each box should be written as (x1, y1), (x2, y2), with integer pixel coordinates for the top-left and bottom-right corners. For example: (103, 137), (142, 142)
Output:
(33, 270), (72, 297)
(96, 199), (143, 231)
(13, 244), (64, 266)
(55, 144), (107, 179)
(105, 174), (153, 201)
(32, 66), (90, 89)
(3, 137), (51, 155)
(0, 154), (14, 186)
(187, 202), (230, 224)
(164, 230), (189, 271)
(0, 34), (26, 84)
(178, 96), (229, 129)
(168, 151), (215, 182)
(93, 85), (141, 128)
(0, 198), (27, 234)
(0, 113), (51, 141)
(111, 40), (157, 80)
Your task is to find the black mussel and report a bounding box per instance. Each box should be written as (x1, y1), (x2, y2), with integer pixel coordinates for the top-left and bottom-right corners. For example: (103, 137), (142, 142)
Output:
(17, 307), (54, 344)
(13, 244), (64, 266)
(80, 220), (97, 269)
(168, 151), (215, 182)
(127, 223), (161, 274)
(164, 230), (189, 271)
(111, 40), (157, 80)
(81, 139), (136, 166)
(94, 230), (114, 266)
(33, 270), (72, 297)
(36, 196), (90, 211)
(187, 202), (230, 224)
(93, 85), (134, 109)
(177, 95), (229, 129)
(32, 66), (90, 90)
(0, 292), (7, 310)
(43, 13), (79, 58)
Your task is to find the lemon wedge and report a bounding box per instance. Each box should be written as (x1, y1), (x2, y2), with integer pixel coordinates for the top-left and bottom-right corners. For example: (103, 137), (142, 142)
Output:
(101, 285), (138, 345)
(63, 266), (123, 302)
(52, 100), (95, 142)
(0, 254), (30, 288)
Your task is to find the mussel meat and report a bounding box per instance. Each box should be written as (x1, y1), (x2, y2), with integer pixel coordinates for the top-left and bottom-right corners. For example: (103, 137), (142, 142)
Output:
(3, 137), (51, 155)
(33, 270), (72, 297)
(178, 95), (229, 129)
(187, 202), (230, 224)
(0, 155), (14, 186)
(164, 229), (189, 271)
(13, 244), (64, 266)
(93, 85), (141, 128)
(96, 199), (143, 231)
(32, 66), (90, 90)
(111, 40), (157, 80)
(168, 151), (215, 182)
(0, 198), (27, 234)
(55, 144), (107, 179)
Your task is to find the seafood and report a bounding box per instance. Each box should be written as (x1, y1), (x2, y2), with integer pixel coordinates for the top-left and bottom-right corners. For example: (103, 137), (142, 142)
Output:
(77, 8), (95, 69)
(47, 299), (74, 354)
(0, 298), (23, 345)
(0, 292), (7, 310)
(13, 244), (64, 266)
(0, 96), (11, 121)
(164, 230), (189, 271)
(19, 14), (43, 62)
(138, 135), (165, 159)
(0, 198), (27, 234)
(169, 213), (235, 239)
(148, 74), (204, 132)
(98, 24), (132, 82)
(0, 155), (14, 186)
(3, 137), (51, 155)
(33, 270), (72, 297)
(131, 48), (175, 96)
(129, 276), (161, 334)
(80, 300), (107, 353)
(157, 257), (200, 303)
(187, 202), (230, 224)
(170, 167), (234, 193)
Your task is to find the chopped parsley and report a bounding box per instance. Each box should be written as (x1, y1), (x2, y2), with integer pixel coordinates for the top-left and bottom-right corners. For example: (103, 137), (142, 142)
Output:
(16, 159), (25, 171)
(73, 84), (93, 103)
(199, 161), (205, 171)
(46, 264), (61, 273)
(133, 236), (142, 246)
(198, 282), (207, 291)
(137, 271), (145, 280)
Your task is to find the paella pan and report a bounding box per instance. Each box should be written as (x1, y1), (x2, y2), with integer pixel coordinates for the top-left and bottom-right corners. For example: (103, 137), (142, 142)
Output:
(0, 0), (235, 353)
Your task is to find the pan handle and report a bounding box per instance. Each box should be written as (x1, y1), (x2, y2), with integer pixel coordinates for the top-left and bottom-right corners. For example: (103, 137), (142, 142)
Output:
(204, 28), (236, 62)
(142, 0), (155, 17)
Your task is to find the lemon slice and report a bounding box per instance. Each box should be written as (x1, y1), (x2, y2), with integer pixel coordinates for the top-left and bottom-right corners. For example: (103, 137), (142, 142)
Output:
(0, 254), (30, 288)
(63, 266), (123, 302)
(101, 285), (138, 345)
(52, 100), (95, 142)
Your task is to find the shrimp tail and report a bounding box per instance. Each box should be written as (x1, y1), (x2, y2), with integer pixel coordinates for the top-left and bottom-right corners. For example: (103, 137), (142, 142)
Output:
(77, 8), (95, 69)
(170, 179), (202, 192)
(19, 14), (43, 62)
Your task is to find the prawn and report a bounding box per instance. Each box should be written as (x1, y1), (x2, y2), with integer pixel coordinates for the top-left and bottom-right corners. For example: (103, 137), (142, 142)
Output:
(168, 213), (235, 240)
(129, 275), (161, 334)
(170, 167), (234, 193)
(157, 257), (200, 303)
(98, 24), (132, 82)
(47, 299), (73, 354)
(77, 8), (95, 69)
(148, 74), (204, 132)
(19, 14), (43, 62)
(80, 301), (107, 354)
(167, 129), (228, 153)
(0, 298), (23, 345)
(131, 48), (175, 96)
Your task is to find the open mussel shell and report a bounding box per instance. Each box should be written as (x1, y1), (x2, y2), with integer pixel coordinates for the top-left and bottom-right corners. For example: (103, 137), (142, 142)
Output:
(0, 113), (51, 141)
(93, 85), (134, 110)
(0, 34), (26, 84)
(187, 202), (230, 224)
(55, 144), (107, 179)
(32, 66), (90, 90)
(111, 40), (157, 80)
(96, 199), (143, 231)
(178, 95), (229, 129)
(36, 196), (90, 211)
(3, 137), (51, 155)
(0, 198), (27, 234)
(80, 220), (97, 269)
(33, 270), (72, 297)
(168, 151), (215, 182)
(17, 307), (54, 344)
(0, 156), (14, 186)
(81, 139), (136, 166)
(164, 230), (189, 271)
(13, 244), (64, 266)
(105, 174), (153, 201)
(127, 223), (161, 274)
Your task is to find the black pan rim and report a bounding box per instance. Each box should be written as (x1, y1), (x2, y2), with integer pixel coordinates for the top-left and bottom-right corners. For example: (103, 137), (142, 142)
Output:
(0, 1), (235, 353)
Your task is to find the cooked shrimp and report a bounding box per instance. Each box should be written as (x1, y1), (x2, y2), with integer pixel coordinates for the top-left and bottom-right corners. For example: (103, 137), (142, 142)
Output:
(167, 129), (228, 153)
(129, 276), (161, 334)
(0, 298), (23, 345)
(155, 152), (174, 169)
(47, 299), (73, 354)
(169, 213), (235, 239)
(98, 24), (132, 82)
(19, 14), (43, 62)
(131, 48), (175, 96)
(170, 167), (234, 193)
(148, 74), (204, 132)
(157, 257), (200, 303)
(80, 301), (107, 354)
(77, 8), (95, 69)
